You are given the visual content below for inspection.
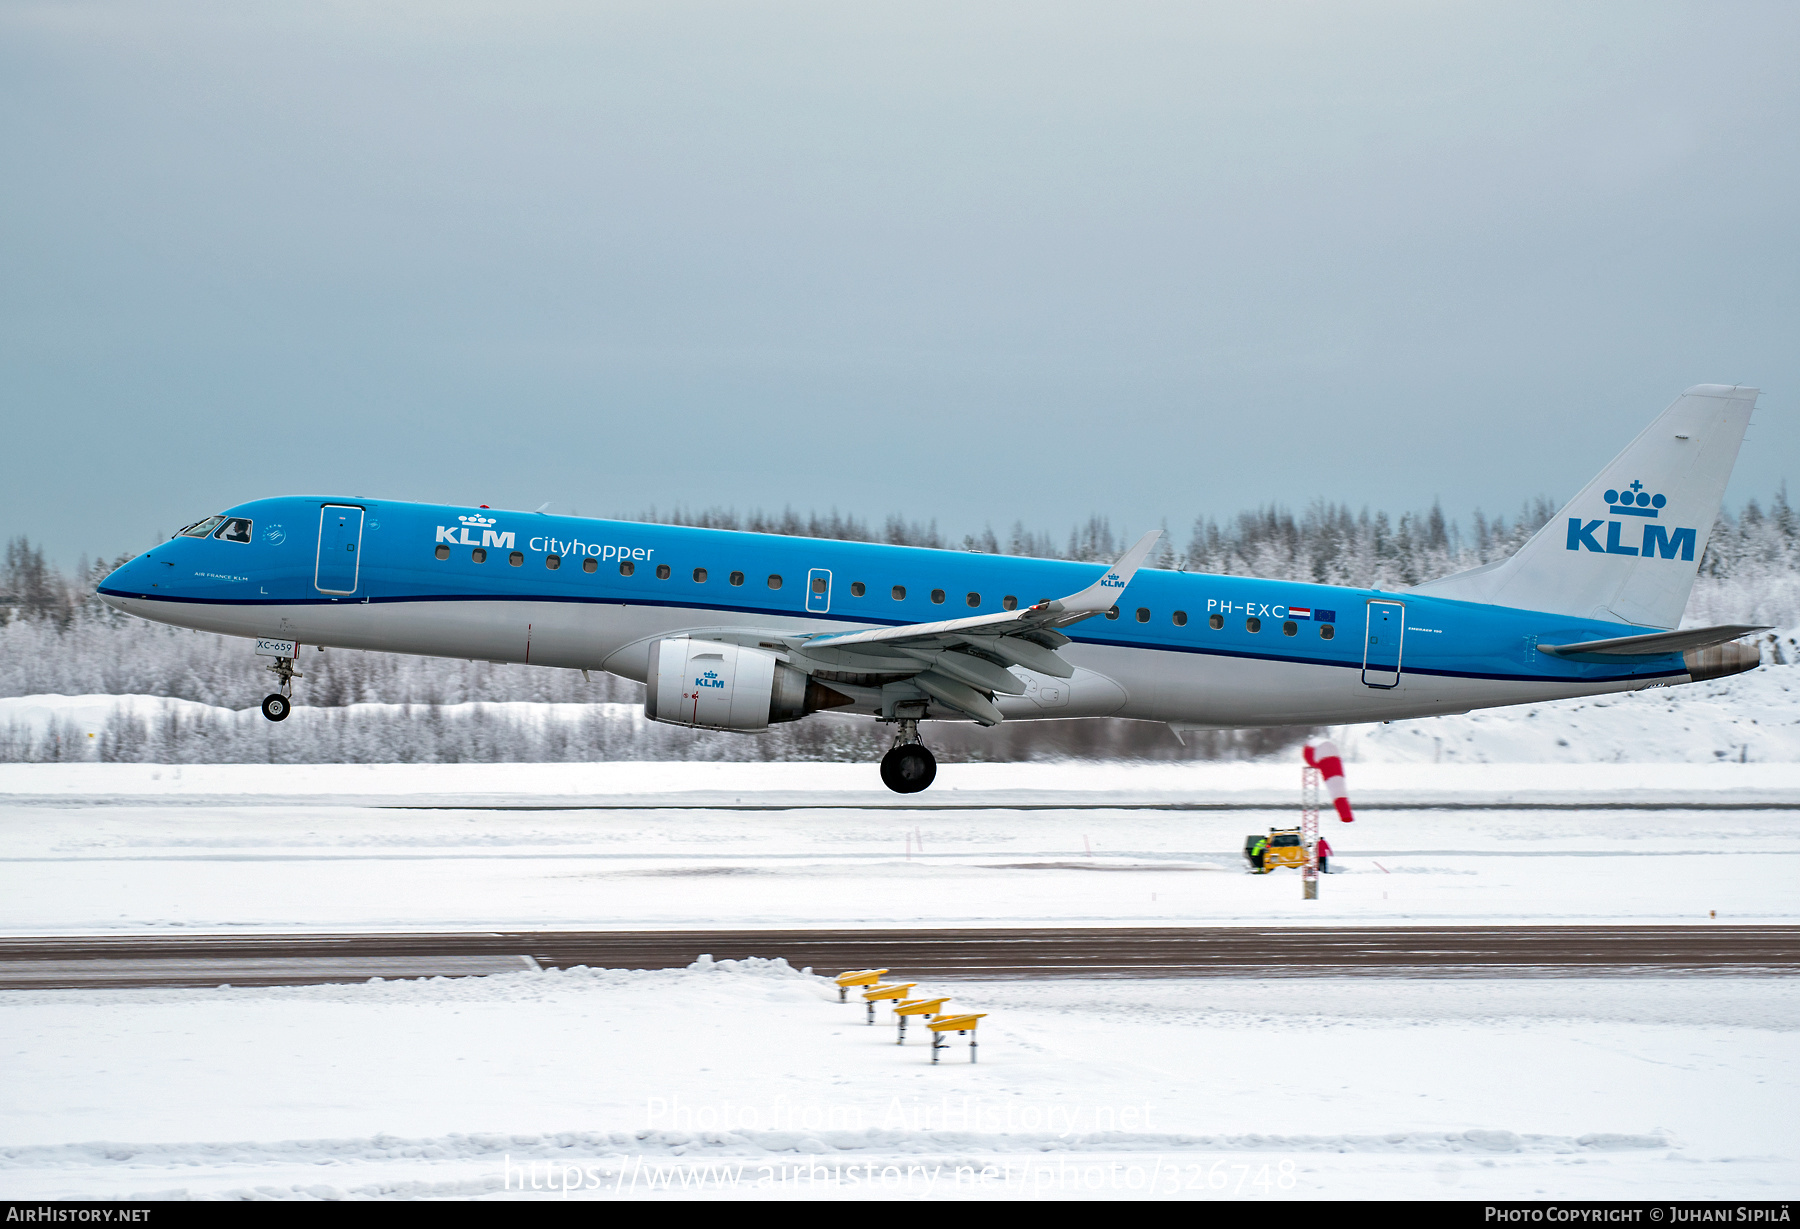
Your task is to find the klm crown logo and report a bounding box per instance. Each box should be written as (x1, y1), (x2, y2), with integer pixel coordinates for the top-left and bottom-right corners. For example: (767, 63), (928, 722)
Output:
(458, 513), (497, 528)
(1603, 480), (1666, 518)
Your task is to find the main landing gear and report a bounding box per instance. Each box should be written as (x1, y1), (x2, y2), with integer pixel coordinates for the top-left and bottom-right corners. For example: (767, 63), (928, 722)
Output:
(879, 718), (937, 794)
(261, 654), (300, 723)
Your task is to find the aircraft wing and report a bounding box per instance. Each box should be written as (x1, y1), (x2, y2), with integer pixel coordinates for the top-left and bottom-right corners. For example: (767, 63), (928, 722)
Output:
(788, 530), (1162, 723)
(803, 529), (1161, 653)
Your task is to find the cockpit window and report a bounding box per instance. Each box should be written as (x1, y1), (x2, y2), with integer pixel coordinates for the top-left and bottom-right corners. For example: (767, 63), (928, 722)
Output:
(213, 518), (253, 543)
(177, 515), (227, 539)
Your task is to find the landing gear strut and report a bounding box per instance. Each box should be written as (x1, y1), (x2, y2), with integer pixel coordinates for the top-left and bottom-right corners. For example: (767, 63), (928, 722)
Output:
(879, 718), (936, 794)
(261, 655), (300, 723)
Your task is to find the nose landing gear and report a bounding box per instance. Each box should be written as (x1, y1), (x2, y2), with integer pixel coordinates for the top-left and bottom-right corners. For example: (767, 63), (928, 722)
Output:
(879, 718), (937, 794)
(261, 655), (300, 723)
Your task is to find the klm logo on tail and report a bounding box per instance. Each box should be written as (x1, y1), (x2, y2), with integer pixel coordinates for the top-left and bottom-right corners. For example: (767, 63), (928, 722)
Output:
(1566, 481), (1696, 561)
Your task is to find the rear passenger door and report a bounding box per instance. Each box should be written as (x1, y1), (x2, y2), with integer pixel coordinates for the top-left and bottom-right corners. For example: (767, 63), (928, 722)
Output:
(1361, 600), (1404, 688)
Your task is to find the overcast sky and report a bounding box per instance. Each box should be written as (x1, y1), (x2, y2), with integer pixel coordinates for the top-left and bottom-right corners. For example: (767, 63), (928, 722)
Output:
(2, 1), (1796, 566)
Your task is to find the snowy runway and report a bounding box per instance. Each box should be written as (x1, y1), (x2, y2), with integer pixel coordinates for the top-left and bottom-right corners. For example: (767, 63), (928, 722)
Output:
(0, 761), (1794, 932)
(3, 925), (1794, 989)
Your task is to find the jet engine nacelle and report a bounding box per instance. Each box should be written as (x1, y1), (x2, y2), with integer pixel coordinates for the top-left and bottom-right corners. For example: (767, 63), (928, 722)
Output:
(645, 638), (851, 731)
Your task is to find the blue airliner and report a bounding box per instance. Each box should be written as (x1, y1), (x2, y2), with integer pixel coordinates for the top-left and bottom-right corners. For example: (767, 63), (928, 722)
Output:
(99, 385), (1767, 791)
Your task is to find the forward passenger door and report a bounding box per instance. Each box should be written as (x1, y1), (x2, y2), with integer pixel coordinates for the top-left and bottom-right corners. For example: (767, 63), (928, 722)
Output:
(315, 505), (365, 595)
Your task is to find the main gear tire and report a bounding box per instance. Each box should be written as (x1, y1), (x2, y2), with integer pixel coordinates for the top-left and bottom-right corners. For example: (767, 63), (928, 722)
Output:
(880, 743), (937, 794)
(261, 694), (291, 722)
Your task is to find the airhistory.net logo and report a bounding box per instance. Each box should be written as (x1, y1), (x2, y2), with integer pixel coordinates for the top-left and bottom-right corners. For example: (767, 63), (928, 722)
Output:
(1567, 480), (1695, 560)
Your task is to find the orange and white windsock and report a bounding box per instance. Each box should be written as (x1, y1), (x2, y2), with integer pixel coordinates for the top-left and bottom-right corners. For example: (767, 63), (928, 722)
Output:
(1304, 738), (1354, 823)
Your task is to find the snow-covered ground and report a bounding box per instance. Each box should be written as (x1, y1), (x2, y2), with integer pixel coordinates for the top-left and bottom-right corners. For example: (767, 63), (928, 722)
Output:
(3, 757), (1800, 806)
(1343, 661), (1800, 764)
(2, 750), (1795, 1199)
(1, 962), (1794, 1200)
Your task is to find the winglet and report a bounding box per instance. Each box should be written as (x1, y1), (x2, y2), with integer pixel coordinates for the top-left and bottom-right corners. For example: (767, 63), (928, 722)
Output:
(1054, 529), (1162, 616)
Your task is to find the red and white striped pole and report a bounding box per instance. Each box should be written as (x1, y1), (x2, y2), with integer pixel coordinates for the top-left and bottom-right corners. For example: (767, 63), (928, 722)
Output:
(1302, 739), (1354, 900)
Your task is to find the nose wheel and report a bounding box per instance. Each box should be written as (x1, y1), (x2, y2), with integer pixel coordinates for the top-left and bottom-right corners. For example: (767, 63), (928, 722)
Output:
(880, 720), (937, 793)
(261, 654), (301, 722)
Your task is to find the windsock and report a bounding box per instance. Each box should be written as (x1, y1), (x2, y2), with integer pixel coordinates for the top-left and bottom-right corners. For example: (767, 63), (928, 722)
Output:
(1304, 738), (1354, 823)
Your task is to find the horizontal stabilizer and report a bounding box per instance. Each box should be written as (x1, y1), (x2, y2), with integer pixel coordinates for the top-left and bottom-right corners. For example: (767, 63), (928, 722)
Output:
(1537, 624), (1770, 659)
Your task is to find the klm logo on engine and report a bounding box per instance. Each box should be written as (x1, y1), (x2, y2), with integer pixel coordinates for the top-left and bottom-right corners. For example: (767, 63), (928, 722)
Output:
(694, 670), (725, 689)
(434, 512), (516, 550)
(1565, 480), (1695, 561)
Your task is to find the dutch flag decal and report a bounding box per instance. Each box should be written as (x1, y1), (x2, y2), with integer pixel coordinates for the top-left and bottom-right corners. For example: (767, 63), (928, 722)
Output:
(1288, 607), (1312, 619)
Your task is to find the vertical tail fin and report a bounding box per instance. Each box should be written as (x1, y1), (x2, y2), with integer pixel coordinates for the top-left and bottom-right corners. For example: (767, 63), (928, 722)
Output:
(1413, 384), (1758, 628)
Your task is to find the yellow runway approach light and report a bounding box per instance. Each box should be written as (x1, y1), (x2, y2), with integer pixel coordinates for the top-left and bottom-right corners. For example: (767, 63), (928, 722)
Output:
(893, 997), (951, 1045)
(861, 982), (916, 1024)
(835, 968), (888, 1002)
(928, 1013), (987, 1064)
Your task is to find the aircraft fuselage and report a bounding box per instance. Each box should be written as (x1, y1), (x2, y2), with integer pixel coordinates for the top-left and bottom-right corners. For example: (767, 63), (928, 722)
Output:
(97, 496), (1694, 730)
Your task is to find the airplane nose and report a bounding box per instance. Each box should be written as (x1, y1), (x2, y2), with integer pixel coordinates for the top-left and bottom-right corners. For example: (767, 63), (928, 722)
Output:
(98, 555), (155, 604)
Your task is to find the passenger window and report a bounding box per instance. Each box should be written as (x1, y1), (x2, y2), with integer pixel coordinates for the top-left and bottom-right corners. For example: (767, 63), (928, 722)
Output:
(1320, 624), (1335, 640)
(509, 551), (524, 566)
(1282, 620), (1297, 636)
(582, 557), (597, 573)
(1136, 607), (1150, 623)
(694, 568), (708, 583)
(1246, 616), (1261, 633)
(1173, 610), (1187, 626)
(1208, 613), (1224, 630)
(620, 561), (635, 576)
(1002, 595), (1017, 611)
(892, 585), (906, 600)
(966, 592), (980, 607)
(178, 515), (226, 539)
(1106, 605), (1119, 620)
(812, 576), (827, 594)
(768, 574), (782, 589)
(213, 518), (253, 543)
(656, 564), (671, 580)
(472, 548), (488, 563)
(850, 582), (865, 597)
(729, 571), (745, 586)
(547, 555), (562, 570)
(930, 589), (945, 604)
(435, 544), (450, 561)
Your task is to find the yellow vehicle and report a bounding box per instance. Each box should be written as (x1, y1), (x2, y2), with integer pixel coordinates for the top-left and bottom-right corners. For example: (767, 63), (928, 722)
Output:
(1244, 827), (1308, 873)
